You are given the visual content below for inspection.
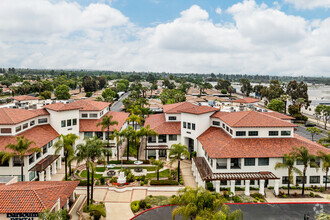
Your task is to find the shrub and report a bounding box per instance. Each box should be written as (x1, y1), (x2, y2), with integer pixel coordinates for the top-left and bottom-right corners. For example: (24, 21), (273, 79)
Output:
(253, 199), (258, 203)
(251, 193), (264, 200)
(99, 176), (105, 185)
(146, 203), (152, 209)
(268, 186), (274, 189)
(109, 160), (150, 164)
(206, 182), (214, 191)
(109, 177), (117, 183)
(127, 173), (135, 183)
(140, 182), (144, 186)
(282, 195), (287, 198)
(235, 187), (244, 191)
(143, 179), (149, 185)
(260, 199), (264, 202)
(309, 192), (315, 197)
(293, 192), (298, 197)
(139, 199), (147, 209)
(232, 195), (243, 203)
(130, 201), (140, 213)
(150, 180), (179, 185)
(78, 180), (92, 186)
(86, 92), (93, 97)
(191, 151), (197, 158)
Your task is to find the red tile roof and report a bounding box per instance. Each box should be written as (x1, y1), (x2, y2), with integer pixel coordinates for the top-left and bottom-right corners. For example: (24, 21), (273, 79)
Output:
(212, 111), (297, 128)
(79, 111), (129, 132)
(261, 111), (295, 120)
(197, 127), (330, 158)
(180, 105), (218, 115)
(210, 111), (229, 118)
(232, 97), (260, 104)
(0, 125), (59, 154)
(44, 100), (110, 112)
(31, 109), (50, 116)
(12, 95), (40, 101)
(145, 113), (181, 135)
(163, 102), (196, 114)
(0, 108), (48, 125)
(0, 181), (79, 213)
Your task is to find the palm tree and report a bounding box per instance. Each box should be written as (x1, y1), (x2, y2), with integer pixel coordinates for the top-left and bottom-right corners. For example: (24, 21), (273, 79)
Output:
(169, 143), (190, 183)
(151, 158), (165, 181)
(275, 154), (302, 195)
(292, 146), (319, 196)
(126, 114), (142, 130)
(280, 94), (290, 115)
(1, 136), (40, 182)
(97, 115), (118, 163)
(39, 209), (67, 220)
(110, 129), (121, 161)
(318, 131), (330, 148)
(54, 133), (78, 181)
(139, 125), (158, 160)
(318, 151), (330, 191)
(120, 126), (136, 161)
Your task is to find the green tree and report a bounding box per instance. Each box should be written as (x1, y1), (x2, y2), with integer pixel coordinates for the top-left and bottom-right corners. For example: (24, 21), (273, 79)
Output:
(110, 129), (121, 161)
(215, 79), (231, 91)
(315, 105), (330, 130)
(82, 76), (98, 92)
(318, 131), (330, 148)
(317, 151), (330, 191)
(42, 80), (54, 92)
(306, 127), (322, 141)
(280, 94), (290, 115)
(117, 82), (126, 92)
(40, 91), (51, 99)
(0, 136), (40, 182)
(275, 154), (302, 195)
(54, 84), (70, 100)
(97, 76), (107, 89)
(39, 209), (68, 220)
(119, 126), (136, 161)
(97, 115), (118, 163)
(292, 146), (319, 196)
(239, 78), (252, 97)
(227, 86), (235, 97)
(151, 158), (165, 181)
(286, 80), (309, 106)
(101, 88), (117, 103)
(150, 82), (158, 97)
(139, 125), (158, 160)
(169, 143), (190, 183)
(267, 99), (285, 113)
(54, 134), (78, 180)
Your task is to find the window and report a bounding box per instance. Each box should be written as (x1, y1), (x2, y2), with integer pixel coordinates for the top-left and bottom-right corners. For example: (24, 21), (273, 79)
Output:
(244, 158), (255, 166)
(188, 123), (191, 129)
(67, 119), (72, 127)
(236, 131), (246, 136)
(311, 158), (320, 168)
(250, 180), (255, 185)
(48, 140), (53, 148)
(296, 176), (306, 184)
(296, 160), (304, 165)
(248, 131), (258, 136)
(222, 123), (225, 129)
(89, 113), (97, 118)
(148, 136), (156, 143)
(82, 113), (88, 118)
(73, 118), (77, 126)
(61, 120), (66, 127)
(269, 131), (279, 136)
(230, 129), (233, 135)
(1, 128), (11, 134)
(29, 154), (35, 164)
(36, 152), (41, 159)
(310, 176), (320, 184)
(38, 118), (47, 123)
(192, 123), (195, 130)
(96, 132), (103, 139)
(212, 121), (220, 126)
(30, 120), (35, 126)
(183, 122), (186, 128)
(29, 171), (36, 181)
(84, 132), (93, 138)
(23, 123), (28, 129)
(169, 135), (177, 141)
(258, 158), (269, 166)
(168, 116), (176, 121)
(282, 176), (289, 184)
(158, 135), (167, 143)
(42, 145), (47, 154)
(15, 126), (21, 132)
(13, 156), (22, 166)
(235, 180), (241, 185)
(220, 180), (227, 185)
(216, 159), (227, 169)
(281, 131), (291, 136)
(0, 155), (9, 167)
(323, 175), (330, 183)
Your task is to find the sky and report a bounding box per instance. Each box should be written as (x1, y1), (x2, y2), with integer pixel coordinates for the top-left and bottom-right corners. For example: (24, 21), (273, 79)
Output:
(1, 0), (330, 76)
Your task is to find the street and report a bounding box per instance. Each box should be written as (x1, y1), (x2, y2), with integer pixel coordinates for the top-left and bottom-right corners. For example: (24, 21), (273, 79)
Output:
(111, 91), (130, 112)
(295, 124), (328, 142)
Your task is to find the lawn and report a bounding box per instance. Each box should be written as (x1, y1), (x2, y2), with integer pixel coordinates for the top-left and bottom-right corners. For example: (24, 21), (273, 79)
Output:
(108, 166), (156, 171)
(144, 195), (171, 206)
(95, 167), (106, 172)
(146, 169), (169, 179)
(80, 170), (103, 179)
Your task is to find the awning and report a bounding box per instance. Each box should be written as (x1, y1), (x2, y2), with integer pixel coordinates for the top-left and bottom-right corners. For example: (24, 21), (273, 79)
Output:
(145, 145), (168, 150)
(29, 155), (59, 172)
(193, 157), (279, 181)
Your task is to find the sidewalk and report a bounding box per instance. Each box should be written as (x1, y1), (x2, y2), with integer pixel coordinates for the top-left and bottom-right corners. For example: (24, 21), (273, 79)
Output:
(180, 160), (197, 188)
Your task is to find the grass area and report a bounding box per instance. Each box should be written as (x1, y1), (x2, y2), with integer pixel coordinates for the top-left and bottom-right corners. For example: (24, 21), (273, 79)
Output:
(146, 169), (169, 179)
(83, 202), (106, 217)
(95, 167), (106, 172)
(80, 170), (103, 179)
(108, 166), (156, 171)
(144, 195), (171, 206)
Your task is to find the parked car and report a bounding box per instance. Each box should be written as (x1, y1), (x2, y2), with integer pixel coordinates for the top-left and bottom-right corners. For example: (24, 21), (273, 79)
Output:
(305, 122), (316, 127)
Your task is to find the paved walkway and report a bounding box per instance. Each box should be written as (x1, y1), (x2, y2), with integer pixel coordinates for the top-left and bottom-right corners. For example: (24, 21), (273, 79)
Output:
(69, 194), (86, 220)
(180, 160), (197, 188)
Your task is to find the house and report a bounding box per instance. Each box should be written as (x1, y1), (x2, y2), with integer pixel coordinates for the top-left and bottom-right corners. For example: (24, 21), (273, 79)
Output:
(0, 100), (129, 182)
(145, 102), (330, 196)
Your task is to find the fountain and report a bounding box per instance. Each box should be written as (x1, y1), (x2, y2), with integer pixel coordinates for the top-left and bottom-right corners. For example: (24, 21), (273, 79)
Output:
(117, 171), (126, 185)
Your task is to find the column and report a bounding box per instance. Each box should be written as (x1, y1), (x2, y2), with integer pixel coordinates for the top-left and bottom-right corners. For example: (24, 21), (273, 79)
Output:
(230, 180), (236, 196)
(245, 180), (250, 196)
(274, 179), (280, 196)
(112, 148), (115, 159)
(156, 150), (159, 160)
(259, 179), (265, 195)
(39, 171), (45, 181)
(52, 161), (57, 175)
(215, 181), (220, 193)
(166, 150), (169, 162)
(227, 159), (231, 170)
(57, 157), (62, 170)
(45, 166), (51, 181)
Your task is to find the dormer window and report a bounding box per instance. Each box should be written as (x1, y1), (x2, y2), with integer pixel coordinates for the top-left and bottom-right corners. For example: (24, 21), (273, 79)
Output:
(168, 116), (176, 121)
(15, 126), (21, 132)
(82, 113), (88, 118)
(269, 131), (279, 136)
(212, 121), (220, 126)
(1, 128), (11, 134)
(30, 120), (35, 126)
(248, 131), (258, 136)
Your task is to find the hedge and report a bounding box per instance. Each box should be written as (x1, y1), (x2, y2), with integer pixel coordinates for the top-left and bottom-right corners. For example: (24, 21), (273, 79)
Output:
(131, 201), (140, 213)
(150, 180), (179, 185)
(109, 160), (150, 164)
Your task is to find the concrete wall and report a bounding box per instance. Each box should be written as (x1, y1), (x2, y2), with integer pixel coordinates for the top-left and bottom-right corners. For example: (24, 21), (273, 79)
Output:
(48, 109), (80, 136)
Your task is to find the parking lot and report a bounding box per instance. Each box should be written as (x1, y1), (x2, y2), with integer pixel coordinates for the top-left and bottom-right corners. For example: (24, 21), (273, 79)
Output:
(295, 125), (328, 142)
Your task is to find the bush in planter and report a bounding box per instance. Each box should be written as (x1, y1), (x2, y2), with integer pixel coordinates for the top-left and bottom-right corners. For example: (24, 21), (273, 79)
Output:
(86, 92), (93, 97)
(78, 180), (92, 186)
(310, 192), (315, 197)
(150, 180), (179, 185)
(139, 199), (147, 209)
(191, 151), (197, 158)
(206, 182), (214, 191)
(253, 199), (258, 203)
(251, 193), (264, 200)
(130, 201), (140, 213)
(232, 195), (243, 203)
(99, 176), (105, 185)
(127, 173), (135, 183)
(109, 177), (117, 183)
(146, 203), (151, 209)
(260, 199), (264, 202)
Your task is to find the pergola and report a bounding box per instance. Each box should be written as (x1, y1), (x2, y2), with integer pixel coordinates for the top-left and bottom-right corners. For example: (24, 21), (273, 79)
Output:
(145, 145), (169, 161)
(29, 155), (60, 181)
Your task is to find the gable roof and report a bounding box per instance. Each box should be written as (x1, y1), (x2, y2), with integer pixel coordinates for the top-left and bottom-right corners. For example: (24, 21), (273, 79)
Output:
(0, 125), (59, 154)
(0, 108), (48, 125)
(0, 181), (79, 213)
(12, 95), (40, 101)
(43, 102), (82, 111)
(145, 113), (181, 135)
(261, 111), (295, 120)
(79, 111), (129, 132)
(232, 97), (260, 104)
(180, 105), (218, 115)
(163, 102), (196, 114)
(197, 127), (330, 158)
(44, 100), (110, 112)
(213, 111), (297, 128)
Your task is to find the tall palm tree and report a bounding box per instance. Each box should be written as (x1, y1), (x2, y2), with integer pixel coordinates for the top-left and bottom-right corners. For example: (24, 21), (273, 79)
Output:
(169, 143), (190, 183)
(280, 94), (290, 115)
(292, 146), (319, 196)
(120, 126), (136, 161)
(318, 151), (330, 191)
(54, 133), (78, 181)
(110, 129), (121, 161)
(1, 136), (40, 182)
(151, 158), (165, 181)
(126, 114), (142, 130)
(139, 125), (158, 160)
(97, 115), (118, 163)
(318, 131), (330, 148)
(275, 154), (302, 195)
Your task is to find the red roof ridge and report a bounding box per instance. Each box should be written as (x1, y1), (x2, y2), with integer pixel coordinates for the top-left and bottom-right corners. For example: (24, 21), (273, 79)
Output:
(31, 189), (47, 210)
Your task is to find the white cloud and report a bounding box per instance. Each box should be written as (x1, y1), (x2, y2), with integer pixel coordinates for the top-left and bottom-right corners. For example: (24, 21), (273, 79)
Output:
(284, 0), (330, 9)
(216, 7), (222, 14)
(0, 0), (330, 76)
